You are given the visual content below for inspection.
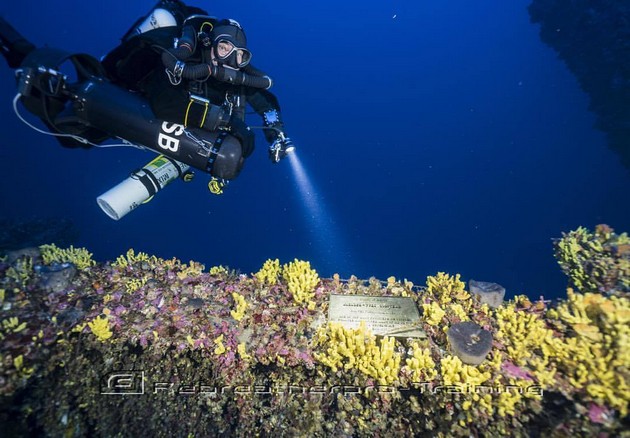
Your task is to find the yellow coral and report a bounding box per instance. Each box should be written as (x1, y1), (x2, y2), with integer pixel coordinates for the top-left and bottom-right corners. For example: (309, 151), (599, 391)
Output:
(554, 227), (592, 291)
(255, 258), (281, 285)
(13, 354), (23, 369)
(386, 276), (411, 297)
(555, 226), (630, 293)
(177, 261), (206, 279)
(2, 317), (27, 333)
(209, 265), (228, 276)
(313, 322), (401, 385)
(495, 301), (553, 366)
(125, 277), (147, 293)
(6, 257), (33, 286)
(40, 244), (96, 270)
(496, 386), (522, 417)
(543, 290), (630, 416)
(440, 355), (492, 387)
(448, 303), (469, 321)
(282, 259), (319, 306)
(214, 334), (226, 355)
(113, 248), (154, 268)
(422, 302), (446, 326)
(405, 343), (437, 381)
(230, 292), (248, 321)
(387, 276), (396, 287)
(162, 257), (181, 270)
(238, 343), (252, 361)
(71, 322), (87, 333)
(13, 354), (34, 379)
(88, 316), (113, 342)
(460, 390), (496, 424)
(1, 317), (26, 342)
(529, 355), (557, 388)
(426, 272), (469, 305)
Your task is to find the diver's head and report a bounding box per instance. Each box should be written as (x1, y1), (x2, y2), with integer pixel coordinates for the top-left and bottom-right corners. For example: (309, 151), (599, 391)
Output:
(210, 19), (251, 69)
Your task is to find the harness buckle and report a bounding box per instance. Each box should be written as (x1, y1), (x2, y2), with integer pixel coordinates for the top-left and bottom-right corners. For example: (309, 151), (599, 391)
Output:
(165, 60), (185, 85)
(189, 93), (210, 106)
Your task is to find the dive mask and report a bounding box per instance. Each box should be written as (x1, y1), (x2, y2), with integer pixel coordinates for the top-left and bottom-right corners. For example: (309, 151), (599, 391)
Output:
(214, 39), (251, 68)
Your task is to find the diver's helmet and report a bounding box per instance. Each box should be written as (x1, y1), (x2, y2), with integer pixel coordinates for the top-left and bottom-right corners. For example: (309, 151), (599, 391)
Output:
(210, 19), (251, 69)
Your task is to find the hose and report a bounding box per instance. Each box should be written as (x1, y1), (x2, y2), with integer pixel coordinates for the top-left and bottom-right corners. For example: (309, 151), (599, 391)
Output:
(171, 24), (196, 60)
(161, 49), (272, 89)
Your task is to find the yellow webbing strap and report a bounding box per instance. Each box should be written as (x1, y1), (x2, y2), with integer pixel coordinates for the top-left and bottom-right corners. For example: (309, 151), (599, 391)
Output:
(184, 99), (193, 127)
(184, 97), (210, 128)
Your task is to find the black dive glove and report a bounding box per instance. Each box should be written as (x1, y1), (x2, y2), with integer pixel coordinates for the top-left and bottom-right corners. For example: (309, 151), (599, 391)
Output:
(263, 109), (294, 163)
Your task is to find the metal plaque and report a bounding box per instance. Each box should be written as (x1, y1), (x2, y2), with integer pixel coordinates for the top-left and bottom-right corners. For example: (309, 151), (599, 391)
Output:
(328, 294), (425, 338)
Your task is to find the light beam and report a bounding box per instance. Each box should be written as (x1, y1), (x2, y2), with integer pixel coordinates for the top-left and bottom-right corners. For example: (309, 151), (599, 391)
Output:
(286, 152), (352, 276)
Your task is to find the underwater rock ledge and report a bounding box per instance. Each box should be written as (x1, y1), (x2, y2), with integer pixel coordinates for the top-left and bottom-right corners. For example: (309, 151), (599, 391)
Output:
(528, 0), (630, 169)
(0, 225), (628, 437)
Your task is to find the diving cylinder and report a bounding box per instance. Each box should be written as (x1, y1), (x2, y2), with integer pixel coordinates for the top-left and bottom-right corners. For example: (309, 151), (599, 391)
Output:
(133, 8), (177, 36)
(97, 155), (189, 220)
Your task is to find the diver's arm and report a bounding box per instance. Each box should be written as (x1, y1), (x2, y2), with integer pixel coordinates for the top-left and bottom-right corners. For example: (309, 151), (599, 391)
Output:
(247, 88), (284, 142)
(247, 88), (294, 163)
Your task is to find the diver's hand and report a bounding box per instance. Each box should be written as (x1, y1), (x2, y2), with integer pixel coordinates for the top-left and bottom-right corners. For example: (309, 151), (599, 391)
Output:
(268, 136), (295, 163)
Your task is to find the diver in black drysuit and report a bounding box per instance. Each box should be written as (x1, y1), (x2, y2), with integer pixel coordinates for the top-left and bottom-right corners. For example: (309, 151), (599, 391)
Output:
(0, 0), (294, 195)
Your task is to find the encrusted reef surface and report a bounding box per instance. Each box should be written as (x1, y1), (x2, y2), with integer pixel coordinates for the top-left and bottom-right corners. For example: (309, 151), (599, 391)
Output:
(528, 0), (630, 169)
(0, 225), (628, 437)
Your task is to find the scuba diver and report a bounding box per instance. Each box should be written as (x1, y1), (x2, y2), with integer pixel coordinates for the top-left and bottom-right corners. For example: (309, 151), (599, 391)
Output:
(0, 0), (295, 219)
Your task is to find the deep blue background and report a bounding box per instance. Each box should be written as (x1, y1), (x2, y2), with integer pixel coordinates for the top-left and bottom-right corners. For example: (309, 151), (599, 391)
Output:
(1, 0), (628, 299)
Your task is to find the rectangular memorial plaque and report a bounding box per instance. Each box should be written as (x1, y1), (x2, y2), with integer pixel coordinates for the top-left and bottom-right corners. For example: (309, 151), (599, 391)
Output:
(328, 294), (425, 338)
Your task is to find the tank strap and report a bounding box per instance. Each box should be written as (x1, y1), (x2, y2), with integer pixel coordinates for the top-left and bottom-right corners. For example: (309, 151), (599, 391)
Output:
(207, 131), (228, 172)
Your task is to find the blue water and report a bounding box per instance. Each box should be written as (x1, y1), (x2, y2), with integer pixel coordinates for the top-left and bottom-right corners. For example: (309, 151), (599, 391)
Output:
(1, 0), (628, 300)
